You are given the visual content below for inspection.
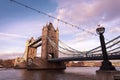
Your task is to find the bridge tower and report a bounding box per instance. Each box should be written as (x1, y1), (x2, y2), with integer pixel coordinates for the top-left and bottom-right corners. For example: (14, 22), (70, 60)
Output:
(14, 37), (37, 68)
(41, 23), (59, 59)
(27, 37), (37, 60)
(26, 23), (66, 70)
(14, 23), (65, 69)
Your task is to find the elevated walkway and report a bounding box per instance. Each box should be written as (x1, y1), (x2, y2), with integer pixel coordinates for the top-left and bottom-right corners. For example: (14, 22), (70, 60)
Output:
(48, 54), (120, 62)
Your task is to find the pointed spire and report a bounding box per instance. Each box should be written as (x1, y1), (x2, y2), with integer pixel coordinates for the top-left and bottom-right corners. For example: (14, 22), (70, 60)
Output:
(29, 37), (34, 43)
(56, 27), (59, 30)
(56, 27), (59, 32)
(49, 22), (53, 28)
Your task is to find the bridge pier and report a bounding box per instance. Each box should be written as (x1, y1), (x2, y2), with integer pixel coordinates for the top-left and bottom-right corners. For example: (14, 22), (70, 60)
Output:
(27, 58), (66, 70)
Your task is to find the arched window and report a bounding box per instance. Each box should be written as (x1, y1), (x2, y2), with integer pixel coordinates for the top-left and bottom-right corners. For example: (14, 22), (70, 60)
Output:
(48, 53), (54, 59)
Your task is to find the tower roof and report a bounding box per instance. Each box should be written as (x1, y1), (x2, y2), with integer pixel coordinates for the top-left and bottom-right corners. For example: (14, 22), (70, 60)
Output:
(47, 22), (55, 31)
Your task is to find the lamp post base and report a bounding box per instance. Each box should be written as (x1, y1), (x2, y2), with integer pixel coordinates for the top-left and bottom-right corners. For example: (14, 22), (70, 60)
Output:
(100, 60), (116, 70)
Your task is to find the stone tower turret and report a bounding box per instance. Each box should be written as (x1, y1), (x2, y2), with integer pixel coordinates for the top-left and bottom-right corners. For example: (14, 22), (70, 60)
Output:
(41, 23), (59, 59)
(27, 37), (37, 59)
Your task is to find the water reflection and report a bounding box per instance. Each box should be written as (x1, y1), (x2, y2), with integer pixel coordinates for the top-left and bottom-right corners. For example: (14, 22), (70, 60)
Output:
(21, 68), (96, 80)
(0, 67), (99, 80)
(22, 70), (66, 80)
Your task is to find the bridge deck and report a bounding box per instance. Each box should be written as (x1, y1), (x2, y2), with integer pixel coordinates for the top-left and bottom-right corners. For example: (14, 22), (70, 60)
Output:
(48, 55), (120, 62)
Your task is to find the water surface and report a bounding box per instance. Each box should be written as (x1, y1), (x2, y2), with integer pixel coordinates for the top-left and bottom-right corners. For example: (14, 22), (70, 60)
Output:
(0, 67), (103, 80)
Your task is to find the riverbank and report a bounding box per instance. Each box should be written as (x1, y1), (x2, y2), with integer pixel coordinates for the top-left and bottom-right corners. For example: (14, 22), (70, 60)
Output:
(66, 61), (120, 67)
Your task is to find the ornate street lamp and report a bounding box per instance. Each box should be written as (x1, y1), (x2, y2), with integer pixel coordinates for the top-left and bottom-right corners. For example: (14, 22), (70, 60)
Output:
(96, 25), (116, 70)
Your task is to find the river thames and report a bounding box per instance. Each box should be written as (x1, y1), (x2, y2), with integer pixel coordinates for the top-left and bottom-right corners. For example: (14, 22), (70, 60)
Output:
(0, 67), (120, 80)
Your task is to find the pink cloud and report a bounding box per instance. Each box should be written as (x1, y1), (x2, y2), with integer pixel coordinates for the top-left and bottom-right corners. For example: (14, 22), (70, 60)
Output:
(52, 0), (120, 52)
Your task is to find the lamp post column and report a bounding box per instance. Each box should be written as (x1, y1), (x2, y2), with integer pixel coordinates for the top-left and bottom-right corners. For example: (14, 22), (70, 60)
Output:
(96, 26), (116, 70)
(99, 33), (108, 61)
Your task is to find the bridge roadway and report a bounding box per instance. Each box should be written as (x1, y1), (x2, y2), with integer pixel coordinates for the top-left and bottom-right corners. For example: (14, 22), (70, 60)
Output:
(48, 53), (120, 62)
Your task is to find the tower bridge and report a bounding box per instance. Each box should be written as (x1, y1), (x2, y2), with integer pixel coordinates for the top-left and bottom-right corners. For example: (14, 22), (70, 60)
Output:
(14, 23), (120, 70)
(14, 23), (65, 69)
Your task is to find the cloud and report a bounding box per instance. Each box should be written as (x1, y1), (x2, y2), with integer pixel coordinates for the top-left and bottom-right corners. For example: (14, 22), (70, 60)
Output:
(0, 19), (45, 54)
(56, 0), (120, 24)
(0, 32), (27, 40)
(0, 0), (120, 58)
(94, 0), (120, 22)
(0, 53), (23, 60)
(2, 20), (44, 37)
(53, 0), (120, 52)
(109, 27), (120, 33)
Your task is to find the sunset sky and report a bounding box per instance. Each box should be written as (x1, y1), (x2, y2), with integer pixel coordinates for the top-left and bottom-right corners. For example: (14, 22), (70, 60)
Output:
(0, 0), (120, 59)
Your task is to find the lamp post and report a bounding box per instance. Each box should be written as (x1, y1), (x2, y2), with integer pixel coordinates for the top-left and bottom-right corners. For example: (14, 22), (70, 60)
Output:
(96, 25), (116, 70)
